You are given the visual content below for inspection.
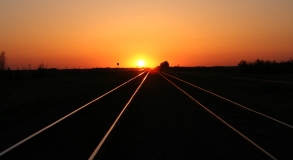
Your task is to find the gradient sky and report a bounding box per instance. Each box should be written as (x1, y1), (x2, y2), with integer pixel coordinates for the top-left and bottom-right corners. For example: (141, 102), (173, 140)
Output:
(1, 0), (293, 69)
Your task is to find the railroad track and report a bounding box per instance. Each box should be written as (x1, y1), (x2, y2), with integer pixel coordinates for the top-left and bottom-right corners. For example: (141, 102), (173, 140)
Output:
(159, 72), (293, 159)
(0, 71), (144, 111)
(1, 71), (292, 159)
(0, 71), (149, 159)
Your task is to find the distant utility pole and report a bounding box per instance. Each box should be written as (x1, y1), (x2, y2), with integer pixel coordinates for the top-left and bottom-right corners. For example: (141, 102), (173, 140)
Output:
(117, 63), (119, 68)
(28, 64), (31, 70)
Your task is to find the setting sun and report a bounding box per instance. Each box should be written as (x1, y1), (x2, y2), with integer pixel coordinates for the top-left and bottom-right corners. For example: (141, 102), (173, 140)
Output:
(1, 1), (293, 69)
(137, 60), (145, 67)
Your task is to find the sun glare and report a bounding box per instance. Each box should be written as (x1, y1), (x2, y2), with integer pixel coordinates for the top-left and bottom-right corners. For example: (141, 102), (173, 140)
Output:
(137, 60), (145, 67)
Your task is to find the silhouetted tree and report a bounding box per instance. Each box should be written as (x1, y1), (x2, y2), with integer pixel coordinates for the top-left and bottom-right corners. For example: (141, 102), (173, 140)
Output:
(238, 60), (248, 72)
(159, 61), (170, 71)
(160, 61), (169, 69)
(0, 51), (7, 71)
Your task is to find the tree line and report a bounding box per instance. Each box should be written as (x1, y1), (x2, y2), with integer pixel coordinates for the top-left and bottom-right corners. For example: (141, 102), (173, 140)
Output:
(238, 59), (293, 74)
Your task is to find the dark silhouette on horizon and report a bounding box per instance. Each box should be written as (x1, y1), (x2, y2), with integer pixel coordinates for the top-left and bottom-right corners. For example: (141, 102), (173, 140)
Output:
(238, 59), (293, 74)
(0, 51), (7, 71)
(160, 61), (169, 70)
(37, 63), (46, 78)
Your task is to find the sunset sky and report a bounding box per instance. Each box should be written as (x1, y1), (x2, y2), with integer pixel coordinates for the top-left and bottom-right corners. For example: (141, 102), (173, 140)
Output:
(1, 0), (293, 69)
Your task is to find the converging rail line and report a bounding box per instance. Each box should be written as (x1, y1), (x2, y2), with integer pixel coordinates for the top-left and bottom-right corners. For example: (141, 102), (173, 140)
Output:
(1, 70), (292, 159)
(89, 71), (149, 160)
(0, 71), (149, 159)
(0, 71), (143, 111)
(158, 72), (276, 160)
(159, 72), (293, 159)
(162, 72), (293, 129)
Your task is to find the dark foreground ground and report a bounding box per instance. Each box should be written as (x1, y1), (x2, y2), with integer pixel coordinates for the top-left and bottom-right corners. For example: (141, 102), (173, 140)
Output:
(99, 72), (269, 159)
(1, 68), (292, 159)
(164, 68), (293, 125)
(0, 69), (144, 155)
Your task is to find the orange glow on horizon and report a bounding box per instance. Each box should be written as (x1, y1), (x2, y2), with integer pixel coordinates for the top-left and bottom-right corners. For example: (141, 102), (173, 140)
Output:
(1, 1), (293, 69)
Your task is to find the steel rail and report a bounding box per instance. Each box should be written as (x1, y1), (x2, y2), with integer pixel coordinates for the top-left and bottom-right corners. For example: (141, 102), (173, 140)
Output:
(158, 72), (276, 160)
(162, 72), (293, 129)
(0, 71), (146, 157)
(0, 71), (144, 111)
(171, 71), (293, 84)
(88, 71), (149, 160)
